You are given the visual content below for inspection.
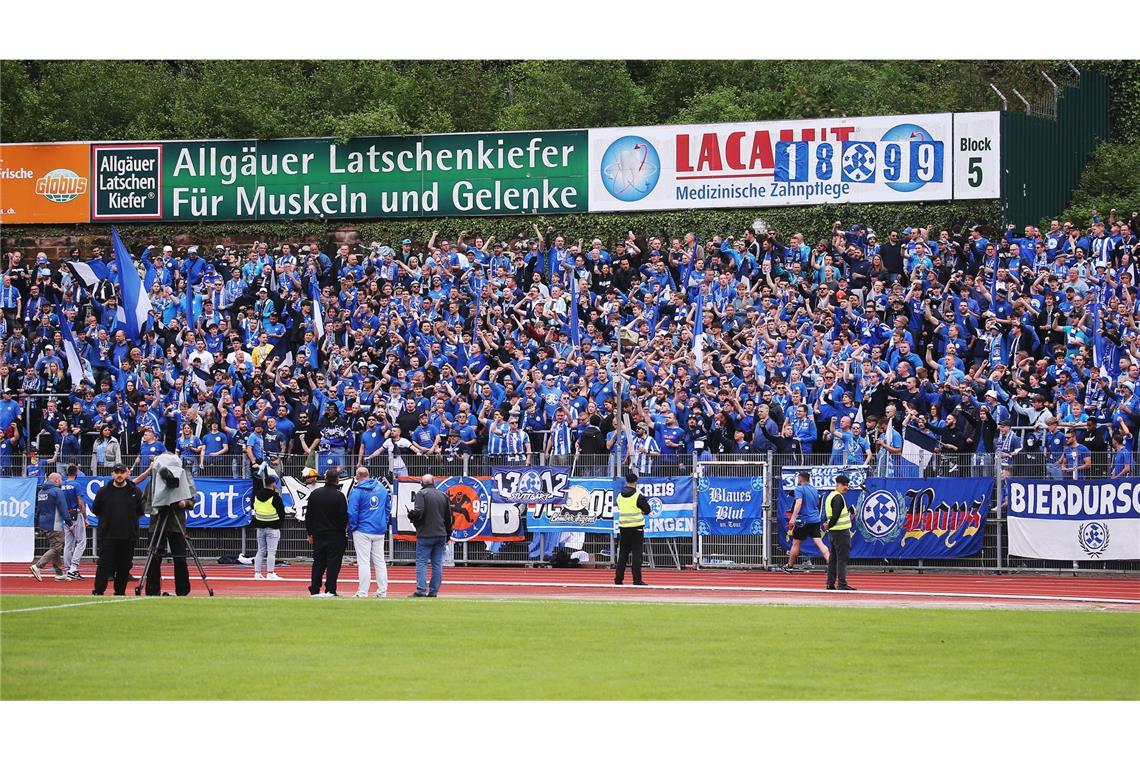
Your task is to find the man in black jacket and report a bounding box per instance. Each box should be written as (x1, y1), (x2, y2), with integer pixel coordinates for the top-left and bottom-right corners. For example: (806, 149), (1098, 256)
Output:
(407, 473), (452, 597)
(614, 471), (652, 586)
(90, 463), (144, 596)
(305, 468), (348, 597)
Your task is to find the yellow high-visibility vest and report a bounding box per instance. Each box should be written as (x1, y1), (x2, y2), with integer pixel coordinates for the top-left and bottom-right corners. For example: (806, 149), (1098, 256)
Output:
(824, 491), (851, 531)
(616, 491), (645, 528)
(252, 495), (278, 523)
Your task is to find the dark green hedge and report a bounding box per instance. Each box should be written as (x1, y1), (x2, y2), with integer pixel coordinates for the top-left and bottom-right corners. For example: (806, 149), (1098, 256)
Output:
(2, 200), (1002, 250)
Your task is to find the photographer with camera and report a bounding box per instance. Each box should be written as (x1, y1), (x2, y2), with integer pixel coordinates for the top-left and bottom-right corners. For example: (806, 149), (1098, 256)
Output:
(139, 450), (197, 596)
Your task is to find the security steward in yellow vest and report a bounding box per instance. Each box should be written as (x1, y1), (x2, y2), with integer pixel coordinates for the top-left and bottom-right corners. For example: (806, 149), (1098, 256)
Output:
(824, 474), (856, 591)
(615, 471), (652, 586)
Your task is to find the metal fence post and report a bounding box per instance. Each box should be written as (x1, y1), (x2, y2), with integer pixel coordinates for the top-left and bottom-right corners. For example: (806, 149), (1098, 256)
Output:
(764, 450), (773, 568)
(994, 454), (1004, 573)
(691, 454), (700, 570)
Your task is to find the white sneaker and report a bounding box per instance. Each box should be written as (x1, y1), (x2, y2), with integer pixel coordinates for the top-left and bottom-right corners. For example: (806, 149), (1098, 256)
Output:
(265, 573), (282, 581)
(353, 591), (369, 598)
(29, 565), (42, 581)
(375, 591), (387, 598)
(253, 573), (265, 580)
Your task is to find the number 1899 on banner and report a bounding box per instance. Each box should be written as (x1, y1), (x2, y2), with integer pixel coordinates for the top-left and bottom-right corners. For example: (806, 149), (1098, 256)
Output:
(775, 140), (944, 187)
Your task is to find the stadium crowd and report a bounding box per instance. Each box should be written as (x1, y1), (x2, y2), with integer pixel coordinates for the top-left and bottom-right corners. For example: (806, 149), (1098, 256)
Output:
(2, 209), (1139, 483)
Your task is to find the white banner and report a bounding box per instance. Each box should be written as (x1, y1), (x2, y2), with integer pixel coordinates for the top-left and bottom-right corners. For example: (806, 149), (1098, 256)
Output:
(952, 111), (1001, 200)
(1006, 479), (1140, 561)
(587, 112), (1001, 212)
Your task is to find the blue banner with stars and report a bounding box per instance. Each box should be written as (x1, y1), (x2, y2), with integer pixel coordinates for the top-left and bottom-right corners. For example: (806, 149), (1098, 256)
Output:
(776, 469), (992, 558)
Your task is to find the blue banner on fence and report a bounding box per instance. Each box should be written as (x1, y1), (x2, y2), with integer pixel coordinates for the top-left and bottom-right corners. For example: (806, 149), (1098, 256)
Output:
(777, 468), (991, 558)
(491, 466), (570, 504)
(526, 478), (613, 533)
(624, 476), (694, 539)
(0, 477), (36, 528)
(696, 475), (765, 536)
(78, 476), (253, 529)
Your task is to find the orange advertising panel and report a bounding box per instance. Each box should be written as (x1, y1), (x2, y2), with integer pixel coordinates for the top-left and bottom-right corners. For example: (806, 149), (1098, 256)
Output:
(0, 142), (92, 224)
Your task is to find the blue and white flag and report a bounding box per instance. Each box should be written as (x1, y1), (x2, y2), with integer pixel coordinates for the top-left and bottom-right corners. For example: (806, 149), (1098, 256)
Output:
(65, 258), (111, 292)
(58, 316), (93, 387)
(902, 425), (939, 473)
(568, 269), (581, 347)
(309, 275), (324, 339)
(110, 227), (152, 341)
(692, 291), (705, 366)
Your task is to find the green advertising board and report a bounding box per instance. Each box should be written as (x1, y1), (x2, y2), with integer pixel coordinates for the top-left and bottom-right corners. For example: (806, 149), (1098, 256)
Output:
(89, 130), (587, 222)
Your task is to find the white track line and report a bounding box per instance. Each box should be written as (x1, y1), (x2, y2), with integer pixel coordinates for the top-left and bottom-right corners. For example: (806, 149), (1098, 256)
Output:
(0, 597), (144, 614)
(5, 572), (1132, 605)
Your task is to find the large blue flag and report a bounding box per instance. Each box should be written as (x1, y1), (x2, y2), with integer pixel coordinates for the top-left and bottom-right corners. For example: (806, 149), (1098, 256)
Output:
(692, 290), (705, 365)
(309, 272), (324, 339)
(568, 268), (581, 347)
(110, 227), (152, 342)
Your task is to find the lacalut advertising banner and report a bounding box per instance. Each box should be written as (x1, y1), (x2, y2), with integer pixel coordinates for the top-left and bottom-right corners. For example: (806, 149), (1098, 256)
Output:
(587, 112), (1000, 211)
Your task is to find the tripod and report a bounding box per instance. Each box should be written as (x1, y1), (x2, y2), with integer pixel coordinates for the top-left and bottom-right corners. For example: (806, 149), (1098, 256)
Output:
(134, 504), (215, 597)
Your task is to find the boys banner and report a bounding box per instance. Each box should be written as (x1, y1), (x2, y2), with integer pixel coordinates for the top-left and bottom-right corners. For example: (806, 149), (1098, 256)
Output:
(527, 477), (613, 533)
(78, 476), (253, 529)
(491, 466), (570, 504)
(0, 477), (37, 563)
(1006, 479), (1140, 561)
(696, 475), (765, 536)
(393, 476), (525, 542)
(777, 467), (992, 558)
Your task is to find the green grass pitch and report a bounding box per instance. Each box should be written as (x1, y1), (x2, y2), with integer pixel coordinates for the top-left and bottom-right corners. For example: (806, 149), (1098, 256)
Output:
(2, 595), (1137, 700)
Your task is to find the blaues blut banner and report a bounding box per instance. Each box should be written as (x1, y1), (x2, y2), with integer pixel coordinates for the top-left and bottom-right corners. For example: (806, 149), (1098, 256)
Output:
(78, 476), (253, 529)
(777, 468), (992, 558)
(491, 466), (570, 504)
(526, 478), (614, 533)
(696, 475), (765, 536)
(1006, 479), (1140, 560)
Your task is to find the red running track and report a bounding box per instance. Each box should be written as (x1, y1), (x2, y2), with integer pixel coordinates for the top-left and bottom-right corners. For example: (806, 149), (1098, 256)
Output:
(3, 563), (1138, 610)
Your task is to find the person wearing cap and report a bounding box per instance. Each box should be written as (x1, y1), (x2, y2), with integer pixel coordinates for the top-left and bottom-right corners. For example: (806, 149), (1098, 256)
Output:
(90, 462), (145, 596)
(823, 474), (856, 591)
(629, 421), (660, 476)
(614, 471), (651, 586)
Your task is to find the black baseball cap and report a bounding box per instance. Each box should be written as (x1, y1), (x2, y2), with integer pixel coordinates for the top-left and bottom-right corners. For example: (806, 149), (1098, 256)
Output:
(112, 463), (128, 473)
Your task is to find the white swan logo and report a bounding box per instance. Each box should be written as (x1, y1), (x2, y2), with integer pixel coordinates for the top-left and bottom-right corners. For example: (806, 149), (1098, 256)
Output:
(600, 136), (659, 202)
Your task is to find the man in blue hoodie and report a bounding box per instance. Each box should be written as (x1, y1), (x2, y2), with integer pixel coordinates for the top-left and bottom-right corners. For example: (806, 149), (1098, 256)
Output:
(30, 472), (73, 581)
(347, 466), (390, 598)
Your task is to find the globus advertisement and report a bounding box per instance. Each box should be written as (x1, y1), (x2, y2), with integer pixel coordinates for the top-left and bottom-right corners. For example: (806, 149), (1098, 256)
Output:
(0, 142), (92, 224)
(0, 111), (999, 224)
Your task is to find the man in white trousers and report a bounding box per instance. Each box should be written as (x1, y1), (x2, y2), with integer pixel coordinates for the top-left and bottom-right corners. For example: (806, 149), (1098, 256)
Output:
(62, 464), (88, 580)
(346, 466), (390, 598)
